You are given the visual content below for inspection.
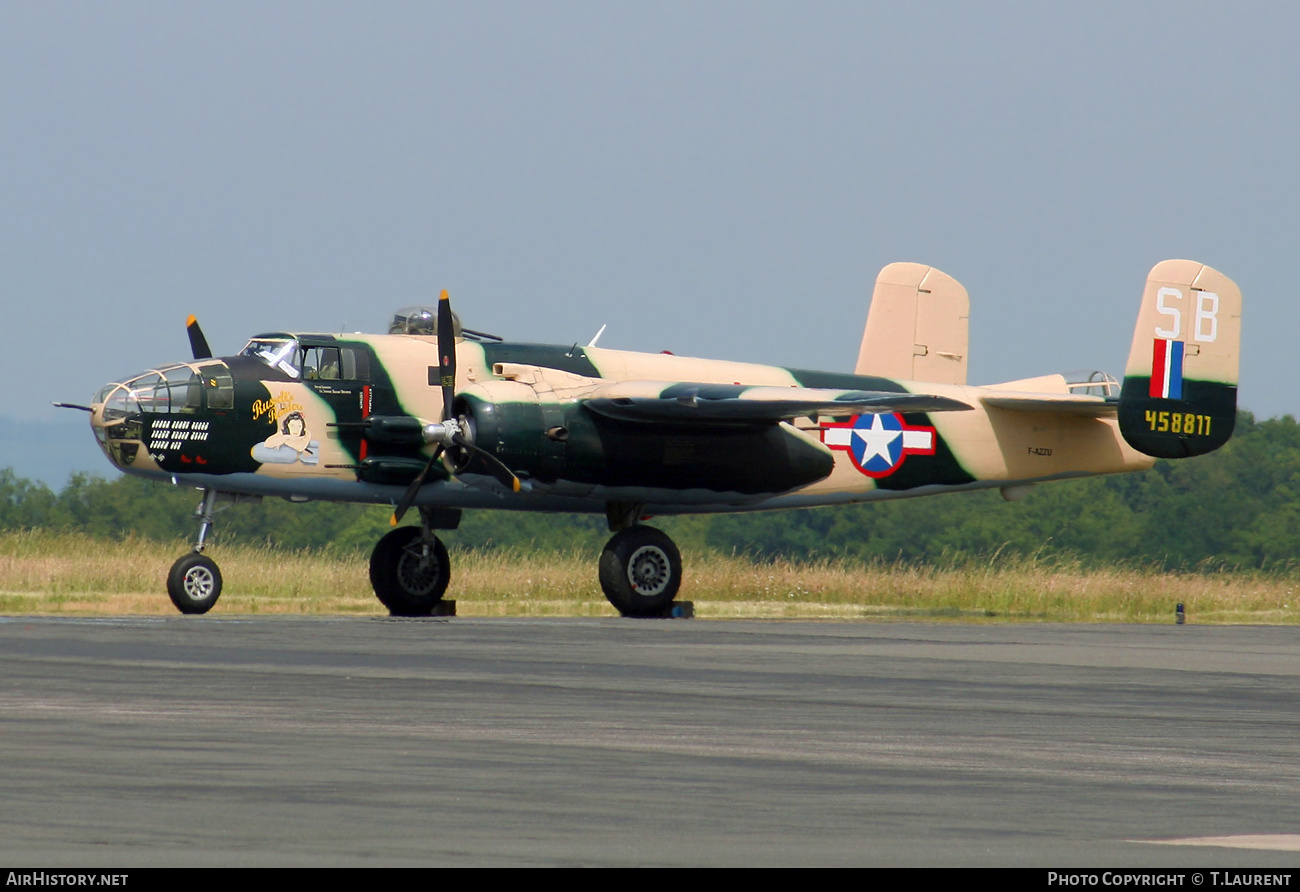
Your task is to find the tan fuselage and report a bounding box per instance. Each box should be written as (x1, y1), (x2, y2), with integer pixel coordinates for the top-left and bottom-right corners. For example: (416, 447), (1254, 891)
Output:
(89, 334), (1152, 515)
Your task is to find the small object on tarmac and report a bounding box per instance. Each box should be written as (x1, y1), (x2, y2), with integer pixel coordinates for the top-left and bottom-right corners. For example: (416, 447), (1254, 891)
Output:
(386, 600), (455, 618)
(658, 601), (693, 619)
(623, 600), (694, 619)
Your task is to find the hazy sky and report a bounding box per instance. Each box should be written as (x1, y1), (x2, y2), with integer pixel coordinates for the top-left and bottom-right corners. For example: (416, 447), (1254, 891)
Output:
(2, 2), (1293, 438)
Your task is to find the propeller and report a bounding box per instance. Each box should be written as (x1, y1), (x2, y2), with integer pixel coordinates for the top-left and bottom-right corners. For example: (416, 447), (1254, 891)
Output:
(390, 291), (521, 525)
(187, 315), (213, 360)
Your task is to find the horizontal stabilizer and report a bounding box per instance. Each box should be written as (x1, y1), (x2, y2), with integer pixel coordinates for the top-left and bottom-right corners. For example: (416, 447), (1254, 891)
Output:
(584, 381), (971, 424)
(981, 393), (1117, 417)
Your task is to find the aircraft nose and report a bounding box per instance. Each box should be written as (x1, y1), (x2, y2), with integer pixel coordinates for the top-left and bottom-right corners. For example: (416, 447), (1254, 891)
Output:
(90, 361), (229, 472)
(89, 382), (137, 469)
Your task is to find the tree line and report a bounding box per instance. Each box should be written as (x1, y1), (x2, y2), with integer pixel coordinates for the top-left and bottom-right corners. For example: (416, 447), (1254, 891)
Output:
(2, 411), (1294, 570)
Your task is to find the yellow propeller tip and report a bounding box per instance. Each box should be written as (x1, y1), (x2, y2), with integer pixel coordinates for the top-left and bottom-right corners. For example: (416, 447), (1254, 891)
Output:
(186, 314), (197, 326)
(439, 289), (449, 301)
(511, 478), (521, 493)
(389, 514), (399, 526)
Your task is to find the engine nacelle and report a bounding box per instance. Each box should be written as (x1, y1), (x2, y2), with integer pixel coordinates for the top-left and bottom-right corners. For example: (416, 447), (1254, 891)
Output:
(459, 381), (834, 496)
(456, 381), (570, 484)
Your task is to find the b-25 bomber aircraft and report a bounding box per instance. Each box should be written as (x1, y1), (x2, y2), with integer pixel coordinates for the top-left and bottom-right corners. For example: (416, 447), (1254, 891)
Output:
(73, 259), (1240, 617)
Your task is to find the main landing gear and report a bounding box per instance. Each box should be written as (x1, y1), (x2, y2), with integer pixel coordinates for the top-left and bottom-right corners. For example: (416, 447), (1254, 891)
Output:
(370, 523), (451, 616)
(597, 502), (683, 617)
(162, 492), (685, 619)
(365, 503), (685, 618)
(367, 506), (457, 617)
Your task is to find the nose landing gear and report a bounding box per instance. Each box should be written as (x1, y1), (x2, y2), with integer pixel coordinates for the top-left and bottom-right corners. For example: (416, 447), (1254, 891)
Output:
(166, 488), (224, 614)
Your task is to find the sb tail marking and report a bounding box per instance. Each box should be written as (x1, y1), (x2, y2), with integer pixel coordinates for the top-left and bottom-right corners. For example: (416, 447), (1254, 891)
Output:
(1118, 260), (1241, 458)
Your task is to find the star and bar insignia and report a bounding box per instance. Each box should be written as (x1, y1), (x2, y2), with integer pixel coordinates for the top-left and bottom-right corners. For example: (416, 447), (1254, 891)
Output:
(820, 412), (937, 478)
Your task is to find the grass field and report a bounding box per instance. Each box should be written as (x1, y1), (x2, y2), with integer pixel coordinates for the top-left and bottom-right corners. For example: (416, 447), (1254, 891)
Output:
(1, 529), (1296, 623)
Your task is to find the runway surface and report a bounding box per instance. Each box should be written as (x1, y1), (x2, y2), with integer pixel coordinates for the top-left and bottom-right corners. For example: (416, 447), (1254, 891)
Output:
(1, 616), (1299, 866)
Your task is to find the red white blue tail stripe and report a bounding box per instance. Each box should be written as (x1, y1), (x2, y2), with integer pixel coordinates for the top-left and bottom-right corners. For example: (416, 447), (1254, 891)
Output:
(1149, 338), (1184, 399)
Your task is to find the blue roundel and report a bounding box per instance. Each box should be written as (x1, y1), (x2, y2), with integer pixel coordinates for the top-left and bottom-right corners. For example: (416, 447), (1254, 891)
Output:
(851, 413), (905, 473)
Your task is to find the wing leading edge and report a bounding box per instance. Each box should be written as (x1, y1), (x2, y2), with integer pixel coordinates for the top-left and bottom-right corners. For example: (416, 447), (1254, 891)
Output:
(583, 381), (972, 424)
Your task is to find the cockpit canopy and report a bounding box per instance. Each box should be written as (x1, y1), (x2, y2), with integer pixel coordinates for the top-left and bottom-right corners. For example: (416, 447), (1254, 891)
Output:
(1061, 370), (1120, 398)
(390, 307), (436, 335)
(240, 337), (302, 377)
(95, 362), (234, 422)
(389, 306), (467, 337)
(238, 336), (368, 381)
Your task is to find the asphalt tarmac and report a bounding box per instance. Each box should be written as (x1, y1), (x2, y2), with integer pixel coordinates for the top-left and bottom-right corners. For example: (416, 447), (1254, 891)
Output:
(1, 616), (1299, 867)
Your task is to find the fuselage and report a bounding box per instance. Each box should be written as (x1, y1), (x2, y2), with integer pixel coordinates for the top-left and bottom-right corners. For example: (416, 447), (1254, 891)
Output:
(88, 332), (1153, 515)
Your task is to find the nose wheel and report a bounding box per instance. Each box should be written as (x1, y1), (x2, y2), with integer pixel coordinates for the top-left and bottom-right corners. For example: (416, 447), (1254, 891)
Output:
(167, 552), (223, 614)
(598, 526), (682, 617)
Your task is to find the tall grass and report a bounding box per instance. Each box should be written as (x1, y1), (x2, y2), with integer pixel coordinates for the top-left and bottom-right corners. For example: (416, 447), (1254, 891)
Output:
(0, 529), (1296, 622)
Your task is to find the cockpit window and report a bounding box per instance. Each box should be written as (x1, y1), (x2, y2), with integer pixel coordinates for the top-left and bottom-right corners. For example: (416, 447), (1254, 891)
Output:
(302, 346), (342, 380)
(301, 345), (367, 381)
(117, 365), (204, 415)
(240, 338), (302, 378)
(96, 361), (228, 420)
(198, 363), (235, 410)
(128, 372), (163, 414)
(162, 365), (204, 414)
(102, 385), (135, 422)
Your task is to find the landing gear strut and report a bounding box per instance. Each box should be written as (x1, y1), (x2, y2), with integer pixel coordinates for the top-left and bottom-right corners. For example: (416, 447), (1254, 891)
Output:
(598, 503), (682, 616)
(369, 507), (454, 616)
(166, 488), (224, 614)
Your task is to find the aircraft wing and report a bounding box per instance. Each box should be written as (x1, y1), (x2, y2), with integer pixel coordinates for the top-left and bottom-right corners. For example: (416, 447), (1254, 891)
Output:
(980, 393), (1117, 416)
(582, 381), (972, 424)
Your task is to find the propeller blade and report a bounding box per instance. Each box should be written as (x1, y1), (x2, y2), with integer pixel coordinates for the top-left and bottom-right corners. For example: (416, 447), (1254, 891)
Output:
(392, 289), (519, 513)
(437, 290), (456, 423)
(187, 315), (213, 360)
(390, 445), (445, 526)
(451, 431), (521, 493)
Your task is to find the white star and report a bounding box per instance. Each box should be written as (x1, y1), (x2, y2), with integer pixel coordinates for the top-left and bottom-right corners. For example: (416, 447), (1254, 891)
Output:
(853, 414), (902, 467)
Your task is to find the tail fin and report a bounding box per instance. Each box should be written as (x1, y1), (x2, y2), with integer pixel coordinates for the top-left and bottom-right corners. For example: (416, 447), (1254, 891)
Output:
(1118, 259), (1241, 458)
(855, 262), (969, 385)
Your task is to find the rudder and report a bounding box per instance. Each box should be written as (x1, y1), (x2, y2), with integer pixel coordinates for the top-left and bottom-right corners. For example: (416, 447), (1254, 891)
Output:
(1118, 259), (1241, 458)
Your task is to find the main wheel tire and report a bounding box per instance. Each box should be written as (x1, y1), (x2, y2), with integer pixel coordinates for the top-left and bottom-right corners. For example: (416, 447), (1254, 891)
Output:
(598, 526), (682, 617)
(167, 552), (223, 615)
(370, 525), (451, 617)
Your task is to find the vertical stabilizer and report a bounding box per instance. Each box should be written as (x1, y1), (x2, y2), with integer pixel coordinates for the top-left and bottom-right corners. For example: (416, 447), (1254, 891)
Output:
(1118, 260), (1241, 458)
(855, 263), (969, 385)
